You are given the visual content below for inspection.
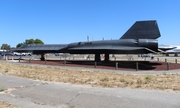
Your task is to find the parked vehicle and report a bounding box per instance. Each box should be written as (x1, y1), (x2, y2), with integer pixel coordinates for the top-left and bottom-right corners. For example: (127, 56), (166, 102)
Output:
(0, 51), (5, 56)
(5, 52), (14, 56)
(13, 52), (21, 56)
(25, 52), (32, 56)
(13, 52), (31, 56)
(0, 51), (14, 56)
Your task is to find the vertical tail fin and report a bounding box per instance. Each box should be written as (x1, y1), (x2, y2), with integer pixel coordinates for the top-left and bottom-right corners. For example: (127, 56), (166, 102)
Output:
(120, 20), (161, 39)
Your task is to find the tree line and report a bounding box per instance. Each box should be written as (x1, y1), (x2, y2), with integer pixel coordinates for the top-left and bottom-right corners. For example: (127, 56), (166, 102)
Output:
(0, 38), (44, 50)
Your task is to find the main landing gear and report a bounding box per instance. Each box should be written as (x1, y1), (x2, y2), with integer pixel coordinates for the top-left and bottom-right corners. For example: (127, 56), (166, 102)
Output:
(40, 54), (45, 61)
(95, 53), (110, 62)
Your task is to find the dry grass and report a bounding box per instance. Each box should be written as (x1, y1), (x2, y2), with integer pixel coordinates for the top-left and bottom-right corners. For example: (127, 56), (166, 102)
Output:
(0, 62), (180, 91)
(0, 101), (21, 108)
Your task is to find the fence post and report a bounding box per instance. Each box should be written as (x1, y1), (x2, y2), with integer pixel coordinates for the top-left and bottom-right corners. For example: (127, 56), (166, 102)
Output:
(167, 62), (170, 70)
(157, 58), (159, 62)
(165, 58), (167, 62)
(115, 62), (118, 70)
(136, 62), (138, 71)
(94, 62), (97, 68)
(175, 59), (177, 64)
(64, 60), (66, 66)
(19, 57), (20, 62)
(44, 59), (46, 64)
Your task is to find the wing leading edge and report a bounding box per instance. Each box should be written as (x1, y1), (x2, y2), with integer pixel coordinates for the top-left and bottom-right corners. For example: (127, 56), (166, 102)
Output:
(12, 44), (68, 53)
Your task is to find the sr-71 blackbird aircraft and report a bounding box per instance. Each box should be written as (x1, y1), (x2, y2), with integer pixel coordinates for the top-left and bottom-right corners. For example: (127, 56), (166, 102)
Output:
(12, 20), (161, 61)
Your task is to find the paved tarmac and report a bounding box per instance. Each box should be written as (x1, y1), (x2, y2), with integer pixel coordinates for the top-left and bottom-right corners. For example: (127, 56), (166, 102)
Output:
(0, 74), (180, 108)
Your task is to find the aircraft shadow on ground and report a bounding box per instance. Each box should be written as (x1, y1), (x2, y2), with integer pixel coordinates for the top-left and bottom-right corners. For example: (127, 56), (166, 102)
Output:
(59, 60), (162, 70)
(12, 59), (164, 70)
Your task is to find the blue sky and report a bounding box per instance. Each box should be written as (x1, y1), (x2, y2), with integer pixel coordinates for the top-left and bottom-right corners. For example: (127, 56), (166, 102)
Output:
(0, 0), (180, 47)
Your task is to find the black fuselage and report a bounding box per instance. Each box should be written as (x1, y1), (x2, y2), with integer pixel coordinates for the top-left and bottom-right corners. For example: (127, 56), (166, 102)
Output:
(66, 39), (158, 54)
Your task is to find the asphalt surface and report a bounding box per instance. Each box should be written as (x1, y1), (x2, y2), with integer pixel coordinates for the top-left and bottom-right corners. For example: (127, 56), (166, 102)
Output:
(0, 74), (180, 108)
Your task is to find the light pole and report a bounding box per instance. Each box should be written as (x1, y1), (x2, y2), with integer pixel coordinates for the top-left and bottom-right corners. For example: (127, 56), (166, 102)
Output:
(87, 35), (89, 41)
(3, 46), (5, 59)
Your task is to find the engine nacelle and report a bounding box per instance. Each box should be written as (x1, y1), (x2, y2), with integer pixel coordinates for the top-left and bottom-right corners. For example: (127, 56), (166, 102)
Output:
(138, 39), (158, 51)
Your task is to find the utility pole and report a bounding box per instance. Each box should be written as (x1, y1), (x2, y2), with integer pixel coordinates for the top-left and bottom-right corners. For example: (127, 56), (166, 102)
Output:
(87, 35), (89, 41)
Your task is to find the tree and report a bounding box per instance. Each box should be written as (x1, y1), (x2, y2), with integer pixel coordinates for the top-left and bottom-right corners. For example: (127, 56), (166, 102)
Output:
(25, 39), (35, 44)
(16, 38), (44, 48)
(24, 38), (44, 44)
(1, 44), (11, 50)
(34, 39), (44, 44)
(16, 43), (24, 48)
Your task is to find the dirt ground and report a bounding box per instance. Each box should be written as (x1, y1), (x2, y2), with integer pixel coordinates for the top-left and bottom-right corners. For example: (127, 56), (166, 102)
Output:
(1, 61), (180, 107)
(0, 62), (180, 91)
(0, 101), (21, 108)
